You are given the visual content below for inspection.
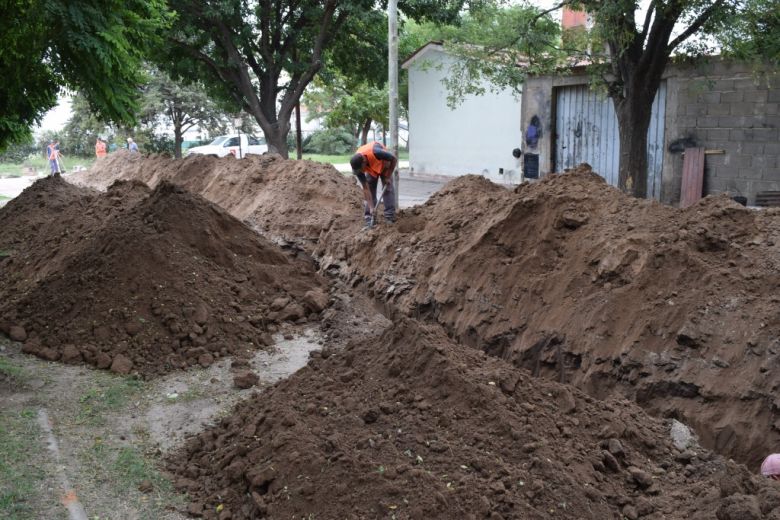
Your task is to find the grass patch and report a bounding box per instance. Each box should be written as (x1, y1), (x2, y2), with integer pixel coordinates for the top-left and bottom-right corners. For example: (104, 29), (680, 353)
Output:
(0, 164), (23, 177)
(0, 358), (26, 382)
(0, 195), (9, 201)
(114, 447), (172, 490)
(0, 409), (46, 519)
(0, 157), (95, 178)
(77, 378), (144, 426)
(82, 440), (181, 514)
(301, 150), (409, 165)
(301, 153), (353, 164)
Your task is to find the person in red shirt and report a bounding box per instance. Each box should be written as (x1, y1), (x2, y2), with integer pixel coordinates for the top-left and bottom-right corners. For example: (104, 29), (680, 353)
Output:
(350, 141), (397, 227)
(95, 138), (107, 158)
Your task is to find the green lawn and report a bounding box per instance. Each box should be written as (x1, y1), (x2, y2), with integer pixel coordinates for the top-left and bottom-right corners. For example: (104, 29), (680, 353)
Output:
(301, 150), (409, 165)
(0, 157), (95, 178)
(0, 409), (45, 520)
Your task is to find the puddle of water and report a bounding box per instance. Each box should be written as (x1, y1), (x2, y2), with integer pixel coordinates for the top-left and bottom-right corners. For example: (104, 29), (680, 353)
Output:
(138, 329), (320, 452)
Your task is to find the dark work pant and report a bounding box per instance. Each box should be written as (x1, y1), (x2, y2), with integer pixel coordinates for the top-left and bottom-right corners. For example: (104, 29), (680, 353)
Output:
(363, 174), (396, 222)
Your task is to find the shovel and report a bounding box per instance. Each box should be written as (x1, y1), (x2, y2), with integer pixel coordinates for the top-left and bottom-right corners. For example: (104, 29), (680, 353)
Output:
(370, 181), (390, 227)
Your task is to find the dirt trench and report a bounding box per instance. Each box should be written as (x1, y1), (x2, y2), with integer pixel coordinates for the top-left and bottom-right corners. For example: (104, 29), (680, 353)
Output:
(73, 155), (780, 466)
(315, 167), (780, 468)
(11, 155), (776, 519)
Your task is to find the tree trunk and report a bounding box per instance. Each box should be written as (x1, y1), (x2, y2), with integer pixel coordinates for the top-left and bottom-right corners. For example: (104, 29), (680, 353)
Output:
(614, 89), (654, 198)
(295, 102), (303, 160)
(174, 126), (183, 159)
(360, 119), (372, 145)
(264, 127), (289, 158)
(253, 109), (290, 158)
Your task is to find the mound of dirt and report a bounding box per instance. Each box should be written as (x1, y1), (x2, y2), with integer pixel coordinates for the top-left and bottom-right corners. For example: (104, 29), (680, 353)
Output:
(0, 178), (327, 377)
(317, 166), (780, 466)
(71, 152), (363, 246)
(168, 318), (780, 520)
(0, 176), (151, 297)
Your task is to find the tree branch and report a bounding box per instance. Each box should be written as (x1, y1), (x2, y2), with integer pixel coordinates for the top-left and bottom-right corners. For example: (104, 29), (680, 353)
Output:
(640, 0), (657, 40)
(485, 0), (572, 57)
(667, 0), (725, 51)
(279, 1), (341, 119)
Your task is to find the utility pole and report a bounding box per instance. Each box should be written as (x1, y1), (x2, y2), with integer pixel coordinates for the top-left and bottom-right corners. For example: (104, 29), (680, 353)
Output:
(295, 102), (303, 160)
(388, 0), (400, 208)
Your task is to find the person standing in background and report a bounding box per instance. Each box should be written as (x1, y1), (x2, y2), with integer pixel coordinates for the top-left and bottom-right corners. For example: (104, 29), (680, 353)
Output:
(46, 139), (61, 176)
(95, 138), (107, 158)
(127, 137), (139, 153)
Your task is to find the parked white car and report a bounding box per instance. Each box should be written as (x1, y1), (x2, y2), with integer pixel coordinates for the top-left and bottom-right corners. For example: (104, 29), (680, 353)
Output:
(186, 134), (268, 158)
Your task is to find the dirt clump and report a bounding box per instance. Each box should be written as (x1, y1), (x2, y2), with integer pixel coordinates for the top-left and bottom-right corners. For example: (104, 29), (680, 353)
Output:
(0, 178), (326, 377)
(71, 152), (363, 247)
(317, 166), (780, 466)
(168, 319), (780, 520)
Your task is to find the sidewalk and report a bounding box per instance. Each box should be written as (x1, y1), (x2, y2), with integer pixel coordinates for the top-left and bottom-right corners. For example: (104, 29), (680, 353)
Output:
(0, 175), (40, 206)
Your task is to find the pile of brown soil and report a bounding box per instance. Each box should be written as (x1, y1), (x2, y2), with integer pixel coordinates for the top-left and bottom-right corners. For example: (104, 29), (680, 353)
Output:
(0, 177), (150, 297)
(71, 152), (363, 246)
(0, 177), (327, 377)
(168, 319), (780, 520)
(318, 166), (780, 466)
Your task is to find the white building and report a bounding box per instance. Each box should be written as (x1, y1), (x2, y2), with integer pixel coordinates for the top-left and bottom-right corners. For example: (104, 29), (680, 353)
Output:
(402, 42), (523, 183)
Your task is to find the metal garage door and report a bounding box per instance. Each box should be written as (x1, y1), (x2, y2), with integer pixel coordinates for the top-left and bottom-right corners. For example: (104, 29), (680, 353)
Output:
(554, 82), (666, 199)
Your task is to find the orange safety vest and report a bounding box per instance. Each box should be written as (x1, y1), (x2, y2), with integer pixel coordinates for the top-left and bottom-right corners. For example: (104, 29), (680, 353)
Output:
(95, 141), (107, 157)
(47, 144), (59, 161)
(356, 142), (387, 177)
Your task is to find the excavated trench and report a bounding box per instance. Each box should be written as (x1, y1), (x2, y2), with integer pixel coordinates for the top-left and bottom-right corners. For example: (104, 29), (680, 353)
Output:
(65, 154), (780, 466)
(312, 168), (780, 469)
(33, 155), (779, 519)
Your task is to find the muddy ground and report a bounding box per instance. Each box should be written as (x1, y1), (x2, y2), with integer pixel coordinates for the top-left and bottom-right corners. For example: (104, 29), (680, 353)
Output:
(0, 288), (389, 520)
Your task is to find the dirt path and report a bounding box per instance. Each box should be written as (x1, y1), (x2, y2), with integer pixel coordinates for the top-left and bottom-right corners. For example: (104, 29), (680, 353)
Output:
(0, 327), (328, 519)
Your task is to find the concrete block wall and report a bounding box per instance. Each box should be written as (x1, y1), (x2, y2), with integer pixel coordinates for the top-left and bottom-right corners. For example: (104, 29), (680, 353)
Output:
(662, 61), (780, 205)
(522, 60), (779, 206)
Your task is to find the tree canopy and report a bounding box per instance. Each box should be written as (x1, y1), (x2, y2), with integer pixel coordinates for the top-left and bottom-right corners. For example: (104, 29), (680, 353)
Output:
(0, 0), (171, 152)
(140, 69), (229, 158)
(304, 74), (389, 145)
(161, 0), (474, 157)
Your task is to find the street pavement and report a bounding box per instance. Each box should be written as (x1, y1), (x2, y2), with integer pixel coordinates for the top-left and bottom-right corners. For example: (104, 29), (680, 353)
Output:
(0, 175), (40, 207)
(397, 175), (444, 208)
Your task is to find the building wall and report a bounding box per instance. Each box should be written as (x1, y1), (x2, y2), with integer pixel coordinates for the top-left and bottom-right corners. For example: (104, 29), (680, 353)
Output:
(406, 49), (523, 183)
(520, 72), (587, 181)
(521, 60), (780, 206)
(662, 60), (780, 205)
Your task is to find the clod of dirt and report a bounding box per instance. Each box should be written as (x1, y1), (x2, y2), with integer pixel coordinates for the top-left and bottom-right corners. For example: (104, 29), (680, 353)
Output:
(8, 325), (26, 342)
(168, 319), (779, 520)
(233, 370), (259, 389)
(317, 166), (780, 466)
(0, 177), (326, 377)
(110, 354), (133, 375)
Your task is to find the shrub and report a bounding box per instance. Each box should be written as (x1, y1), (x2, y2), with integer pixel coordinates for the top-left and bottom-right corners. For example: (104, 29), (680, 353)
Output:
(0, 139), (38, 163)
(302, 128), (355, 155)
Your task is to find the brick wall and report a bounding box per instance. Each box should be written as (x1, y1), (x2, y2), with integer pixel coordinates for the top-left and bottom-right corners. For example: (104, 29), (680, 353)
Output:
(662, 61), (780, 205)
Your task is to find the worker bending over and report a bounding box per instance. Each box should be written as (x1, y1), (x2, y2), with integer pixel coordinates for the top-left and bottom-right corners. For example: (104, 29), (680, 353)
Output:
(350, 141), (397, 227)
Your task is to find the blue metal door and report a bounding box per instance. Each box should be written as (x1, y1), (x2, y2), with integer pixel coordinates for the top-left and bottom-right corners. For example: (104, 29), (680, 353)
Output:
(554, 82), (666, 199)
